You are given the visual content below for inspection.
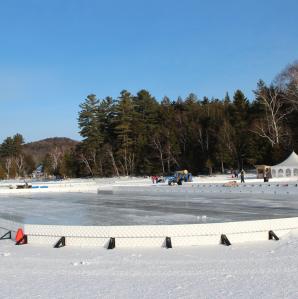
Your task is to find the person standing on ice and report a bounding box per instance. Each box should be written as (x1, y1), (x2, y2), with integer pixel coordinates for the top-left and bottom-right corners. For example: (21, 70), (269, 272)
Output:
(234, 170), (238, 178)
(240, 170), (245, 183)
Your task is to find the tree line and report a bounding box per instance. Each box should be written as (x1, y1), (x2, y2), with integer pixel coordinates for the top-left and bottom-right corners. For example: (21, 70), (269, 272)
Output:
(1, 61), (298, 178)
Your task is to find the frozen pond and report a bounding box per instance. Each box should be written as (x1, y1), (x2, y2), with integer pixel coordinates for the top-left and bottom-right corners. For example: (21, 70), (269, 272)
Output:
(1, 192), (298, 225)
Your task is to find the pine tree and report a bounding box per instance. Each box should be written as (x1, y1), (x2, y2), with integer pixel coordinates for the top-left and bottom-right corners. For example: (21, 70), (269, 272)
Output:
(133, 90), (159, 174)
(78, 94), (103, 175)
(227, 90), (250, 169)
(114, 90), (135, 175)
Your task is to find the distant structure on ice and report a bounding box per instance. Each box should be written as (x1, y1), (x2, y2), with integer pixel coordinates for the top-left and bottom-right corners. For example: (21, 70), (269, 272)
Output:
(271, 151), (298, 177)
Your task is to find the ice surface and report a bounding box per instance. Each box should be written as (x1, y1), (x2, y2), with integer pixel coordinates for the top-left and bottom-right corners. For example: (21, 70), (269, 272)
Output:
(1, 191), (298, 225)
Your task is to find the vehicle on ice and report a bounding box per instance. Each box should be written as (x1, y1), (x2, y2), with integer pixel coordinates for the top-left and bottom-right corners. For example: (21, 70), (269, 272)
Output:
(167, 170), (193, 185)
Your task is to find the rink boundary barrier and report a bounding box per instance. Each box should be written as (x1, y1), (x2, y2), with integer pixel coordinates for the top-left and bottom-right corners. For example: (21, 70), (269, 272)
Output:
(0, 231), (11, 240)
(13, 216), (298, 248)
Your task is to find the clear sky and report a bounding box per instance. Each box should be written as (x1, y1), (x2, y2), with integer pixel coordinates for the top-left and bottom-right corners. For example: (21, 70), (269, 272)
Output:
(0, 0), (298, 142)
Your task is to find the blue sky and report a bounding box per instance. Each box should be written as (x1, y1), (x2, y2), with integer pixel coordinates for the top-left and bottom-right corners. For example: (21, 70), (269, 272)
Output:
(0, 0), (298, 142)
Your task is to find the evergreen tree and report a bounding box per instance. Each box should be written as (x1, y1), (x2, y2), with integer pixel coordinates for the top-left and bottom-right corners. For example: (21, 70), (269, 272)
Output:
(114, 90), (135, 175)
(133, 89), (159, 174)
(229, 90), (250, 169)
(78, 94), (103, 176)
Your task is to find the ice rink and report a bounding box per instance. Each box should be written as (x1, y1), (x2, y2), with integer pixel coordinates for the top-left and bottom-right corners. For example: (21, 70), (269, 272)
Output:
(1, 191), (298, 225)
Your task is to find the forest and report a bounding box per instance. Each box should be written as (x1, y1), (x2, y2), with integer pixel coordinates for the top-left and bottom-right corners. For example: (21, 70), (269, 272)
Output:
(0, 61), (298, 178)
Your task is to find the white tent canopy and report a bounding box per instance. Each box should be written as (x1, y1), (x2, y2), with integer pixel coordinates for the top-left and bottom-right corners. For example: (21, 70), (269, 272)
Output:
(271, 151), (298, 177)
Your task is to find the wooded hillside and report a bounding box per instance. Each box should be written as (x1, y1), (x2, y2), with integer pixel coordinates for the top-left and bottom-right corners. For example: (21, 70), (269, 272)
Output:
(23, 138), (78, 163)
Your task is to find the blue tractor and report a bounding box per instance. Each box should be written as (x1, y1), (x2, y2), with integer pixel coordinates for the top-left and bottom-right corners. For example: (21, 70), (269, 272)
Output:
(167, 170), (193, 186)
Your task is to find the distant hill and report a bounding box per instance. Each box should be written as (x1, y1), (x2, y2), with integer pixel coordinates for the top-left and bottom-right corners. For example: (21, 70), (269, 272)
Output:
(23, 137), (79, 163)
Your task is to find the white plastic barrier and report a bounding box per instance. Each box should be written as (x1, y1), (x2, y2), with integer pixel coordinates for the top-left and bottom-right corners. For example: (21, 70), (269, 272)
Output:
(24, 217), (298, 248)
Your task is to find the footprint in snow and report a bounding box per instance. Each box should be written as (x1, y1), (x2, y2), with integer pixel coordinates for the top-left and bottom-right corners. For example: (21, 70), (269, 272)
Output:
(71, 261), (90, 266)
(0, 252), (11, 257)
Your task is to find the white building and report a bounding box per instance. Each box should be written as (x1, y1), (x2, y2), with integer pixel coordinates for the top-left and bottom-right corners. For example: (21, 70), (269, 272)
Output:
(271, 151), (298, 177)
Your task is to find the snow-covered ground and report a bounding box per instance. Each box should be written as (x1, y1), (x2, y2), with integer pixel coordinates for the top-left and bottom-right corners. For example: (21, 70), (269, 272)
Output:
(1, 232), (298, 298)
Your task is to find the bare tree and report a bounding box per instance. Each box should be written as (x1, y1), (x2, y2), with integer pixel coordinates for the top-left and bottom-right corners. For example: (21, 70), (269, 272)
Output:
(252, 85), (292, 147)
(221, 120), (236, 156)
(50, 147), (63, 173)
(127, 153), (135, 176)
(165, 143), (180, 171)
(152, 134), (165, 174)
(216, 120), (236, 171)
(118, 145), (135, 176)
(118, 159), (125, 176)
(105, 145), (119, 177)
(15, 155), (24, 177)
(198, 126), (209, 153)
(5, 157), (13, 179)
(275, 61), (298, 108)
(90, 149), (103, 176)
(154, 129), (181, 173)
(79, 153), (94, 176)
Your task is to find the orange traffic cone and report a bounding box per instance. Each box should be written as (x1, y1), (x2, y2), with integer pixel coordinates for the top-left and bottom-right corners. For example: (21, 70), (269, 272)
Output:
(15, 228), (27, 245)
